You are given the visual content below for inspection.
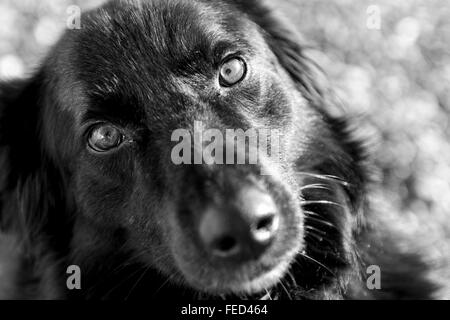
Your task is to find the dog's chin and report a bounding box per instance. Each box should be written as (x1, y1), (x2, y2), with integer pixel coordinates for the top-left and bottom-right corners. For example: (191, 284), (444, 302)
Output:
(177, 249), (298, 298)
(219, 259), (293, 296)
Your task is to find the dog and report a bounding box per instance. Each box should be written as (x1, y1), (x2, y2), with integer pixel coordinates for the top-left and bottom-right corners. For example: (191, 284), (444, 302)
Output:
(0, 0), (441, 299)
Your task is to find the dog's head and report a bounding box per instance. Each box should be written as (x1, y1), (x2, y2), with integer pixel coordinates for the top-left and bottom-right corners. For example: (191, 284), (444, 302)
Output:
(0, 0), (369, 298)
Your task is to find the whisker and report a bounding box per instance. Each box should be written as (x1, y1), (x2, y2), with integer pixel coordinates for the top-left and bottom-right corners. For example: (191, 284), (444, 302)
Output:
(124, 266), (151, 300)
(286, 271), (298, 288)
(298, 251), (336, 277)
(305, 216), (337, 229)
(151, 272), (179, 298)
(302, 210), (321, 217)
(296, 172), (351, 187)
(300, 200), (345, 208)
(300, 183), (331, 191)
(263, 289), (273, 300)
(305, 225), (327, 236)
(279, 280), (292, 300)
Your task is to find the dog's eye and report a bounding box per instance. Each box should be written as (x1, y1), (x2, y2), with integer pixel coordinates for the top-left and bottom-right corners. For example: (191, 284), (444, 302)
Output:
(87, 125), (123, 153)
(219, 57), (247, 87)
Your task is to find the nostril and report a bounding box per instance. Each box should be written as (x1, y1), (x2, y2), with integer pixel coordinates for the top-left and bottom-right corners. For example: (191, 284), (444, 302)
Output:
(212, 236), (239, 256)
(252, 214), (279, 243)
(256, 215), (274, 231)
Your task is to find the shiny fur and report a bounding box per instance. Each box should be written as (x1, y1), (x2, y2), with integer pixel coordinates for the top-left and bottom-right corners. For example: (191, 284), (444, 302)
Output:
(0, 0), (439, 299)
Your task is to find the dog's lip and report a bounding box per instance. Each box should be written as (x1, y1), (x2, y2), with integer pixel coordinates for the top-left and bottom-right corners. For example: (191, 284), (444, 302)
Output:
(217, 258), (292, 295)
(180, 248), (297, 298)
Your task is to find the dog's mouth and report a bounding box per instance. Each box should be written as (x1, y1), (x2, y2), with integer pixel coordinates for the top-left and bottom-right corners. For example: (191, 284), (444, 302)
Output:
(194, 260), (298, 300)
(172, 237), (301, 299)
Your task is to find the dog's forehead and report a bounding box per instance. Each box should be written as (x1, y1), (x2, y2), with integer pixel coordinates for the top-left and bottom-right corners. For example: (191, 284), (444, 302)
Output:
(54, 0), (259, 120)
(75, 0), (247, 86)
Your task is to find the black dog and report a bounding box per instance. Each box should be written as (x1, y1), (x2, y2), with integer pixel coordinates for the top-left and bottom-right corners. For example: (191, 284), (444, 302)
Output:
(0, 0), (439, 299)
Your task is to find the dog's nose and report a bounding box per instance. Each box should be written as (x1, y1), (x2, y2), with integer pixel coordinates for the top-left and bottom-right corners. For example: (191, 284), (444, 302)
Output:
(199, 188), (280, 260)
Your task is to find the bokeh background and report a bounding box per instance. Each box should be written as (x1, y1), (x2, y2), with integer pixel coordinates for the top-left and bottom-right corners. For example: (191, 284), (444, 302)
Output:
(0, 0), (449, 295)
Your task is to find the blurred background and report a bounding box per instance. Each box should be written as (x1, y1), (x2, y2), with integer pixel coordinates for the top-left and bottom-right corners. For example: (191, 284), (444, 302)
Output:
(0, 0), (449, 293)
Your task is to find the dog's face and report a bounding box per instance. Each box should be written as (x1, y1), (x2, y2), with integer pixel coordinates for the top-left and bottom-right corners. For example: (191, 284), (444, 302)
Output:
(61, 0), (312, 294)
(1, 0), (367, 298)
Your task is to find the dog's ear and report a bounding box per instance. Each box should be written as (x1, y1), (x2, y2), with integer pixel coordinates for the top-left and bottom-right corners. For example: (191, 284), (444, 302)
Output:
(0, 74), (53, 232)
(1, 73), (72, 253)
(229, 0), (325, 105)
(0, 76), (44, 177)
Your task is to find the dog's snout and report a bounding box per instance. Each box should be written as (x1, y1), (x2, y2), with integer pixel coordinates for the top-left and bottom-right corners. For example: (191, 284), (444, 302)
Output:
(198, 188), (280, 261)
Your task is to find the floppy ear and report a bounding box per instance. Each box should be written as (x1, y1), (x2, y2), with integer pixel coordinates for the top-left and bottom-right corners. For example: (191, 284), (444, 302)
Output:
(0, 76), (43, 229)
(0, 76), (44, 178)
(0, 74), (70, 241)
(229, 0), (325, 105)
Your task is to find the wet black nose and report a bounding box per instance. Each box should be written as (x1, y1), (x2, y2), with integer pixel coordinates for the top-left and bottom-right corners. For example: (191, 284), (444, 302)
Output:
(198, 188), (280, 261)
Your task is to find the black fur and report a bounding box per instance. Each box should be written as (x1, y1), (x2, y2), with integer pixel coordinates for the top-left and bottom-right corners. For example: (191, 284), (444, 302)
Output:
(0, 0), (439, 299)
